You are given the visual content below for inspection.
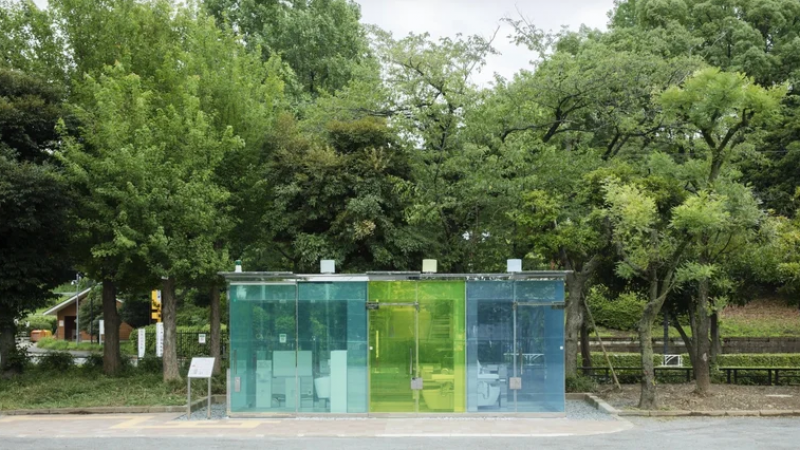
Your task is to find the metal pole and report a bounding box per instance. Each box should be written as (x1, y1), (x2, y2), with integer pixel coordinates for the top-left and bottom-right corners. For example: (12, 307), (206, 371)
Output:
(90, 285), (94, 344)
(75, 274), (81, 343)
(513, 302), (517, 412)
(187, 377), (192, 420)
(207, 375), (212, 420)
(663, 313), (669, 359)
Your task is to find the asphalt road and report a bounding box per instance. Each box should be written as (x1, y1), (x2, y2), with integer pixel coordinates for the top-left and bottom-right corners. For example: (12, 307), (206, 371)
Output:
(2, 417), (797, 450)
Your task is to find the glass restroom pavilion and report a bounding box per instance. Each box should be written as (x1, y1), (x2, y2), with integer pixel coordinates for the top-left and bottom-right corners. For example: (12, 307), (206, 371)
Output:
(224, 272), (567, 416)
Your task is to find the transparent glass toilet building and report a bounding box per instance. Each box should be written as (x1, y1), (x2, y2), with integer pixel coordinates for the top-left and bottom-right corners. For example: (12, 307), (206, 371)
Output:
(225, 272), (566, 416)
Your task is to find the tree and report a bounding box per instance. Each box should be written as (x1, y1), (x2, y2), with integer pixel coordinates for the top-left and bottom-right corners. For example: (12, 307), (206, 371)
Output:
(483, 35), (700, 377)
(602, 167), (688, 409)
(0, 67), (74, 377)
(251, 115), (416, 272)
(657, 67), (786, 393)
(205, 0), (370, 96)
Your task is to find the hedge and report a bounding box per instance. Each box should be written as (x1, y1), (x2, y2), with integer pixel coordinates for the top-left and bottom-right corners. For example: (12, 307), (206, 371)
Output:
(130, 325), (228, 359)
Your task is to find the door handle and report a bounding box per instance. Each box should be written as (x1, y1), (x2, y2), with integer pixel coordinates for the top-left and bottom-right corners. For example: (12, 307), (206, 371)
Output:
(410, 348), (413, 375)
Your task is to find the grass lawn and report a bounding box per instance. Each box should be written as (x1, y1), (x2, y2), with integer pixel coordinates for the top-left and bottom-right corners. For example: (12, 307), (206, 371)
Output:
(35, 337), (139, 355)
(36, 337), (104, 352)
(596, 299), (800, 339)
(0, 366), (225, 411)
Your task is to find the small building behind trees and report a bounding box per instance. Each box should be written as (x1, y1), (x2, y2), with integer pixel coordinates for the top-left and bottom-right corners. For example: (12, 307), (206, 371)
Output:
(43, 288), (133, 341)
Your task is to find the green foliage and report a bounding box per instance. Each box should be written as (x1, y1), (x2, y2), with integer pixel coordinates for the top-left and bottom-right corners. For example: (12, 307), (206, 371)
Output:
(36, 337), (103, 352)
(77, 288), (103, 335)
(565, 375), (597, 393)
(119, 293), (151, 329)
(82, 353), (104, 372)
(137, 356), (163, 374)
(37, 351), (75, 372)
(19, 315), (57, 336)
(715, 354), (800, 368)
(206, 0), (370, 96)
(1, 345), (31, 374)
(252, 115), (417, 272)
(0, 369), (220, 410)
(131, 325), (228, 358)
(587, 286), (645, 331)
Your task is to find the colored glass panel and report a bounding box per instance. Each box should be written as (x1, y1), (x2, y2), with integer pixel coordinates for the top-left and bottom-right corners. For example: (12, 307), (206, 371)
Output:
(297, 282), (368, 413)
(367, 281), (466, 413)
(229, 283), (297, 413)
(466, 280), (565, 413)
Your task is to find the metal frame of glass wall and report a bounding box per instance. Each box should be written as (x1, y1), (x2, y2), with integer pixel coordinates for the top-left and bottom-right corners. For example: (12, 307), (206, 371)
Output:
(224, 272), (566, 416)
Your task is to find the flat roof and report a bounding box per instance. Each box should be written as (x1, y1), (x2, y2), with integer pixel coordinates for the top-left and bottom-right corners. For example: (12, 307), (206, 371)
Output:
(219, 271), (571, 282)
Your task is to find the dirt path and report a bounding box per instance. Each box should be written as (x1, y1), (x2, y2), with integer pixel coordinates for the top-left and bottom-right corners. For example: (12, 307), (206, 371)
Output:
(597, 384), (800, 410)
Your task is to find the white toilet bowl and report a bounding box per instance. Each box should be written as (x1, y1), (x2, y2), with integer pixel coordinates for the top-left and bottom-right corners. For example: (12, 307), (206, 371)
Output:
(314, 377), (331, 400)
(477, 374), (501, 407)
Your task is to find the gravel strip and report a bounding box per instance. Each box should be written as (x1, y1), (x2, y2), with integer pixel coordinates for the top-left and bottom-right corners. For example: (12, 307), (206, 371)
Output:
(176, 404), (228, 421)
(566, 399), (615, 421)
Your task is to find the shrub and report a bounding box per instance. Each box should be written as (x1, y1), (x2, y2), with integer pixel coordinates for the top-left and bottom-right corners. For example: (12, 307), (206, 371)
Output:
(138, 356), (163, 374)
(3, 345), (32, 374)
(20, 315), (57, 336)
(37, 351), (74, 372)
(82, 353), (104, 372)
(587, 286), (645, 331)
(566, 375), (596, 393)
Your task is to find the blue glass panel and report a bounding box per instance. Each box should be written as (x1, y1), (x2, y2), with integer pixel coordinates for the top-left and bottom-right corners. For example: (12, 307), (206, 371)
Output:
(466, 280), (565, 413)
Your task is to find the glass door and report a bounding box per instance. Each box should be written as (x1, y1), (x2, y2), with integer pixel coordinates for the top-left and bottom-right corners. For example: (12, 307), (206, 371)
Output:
(368, 302), (420, 412)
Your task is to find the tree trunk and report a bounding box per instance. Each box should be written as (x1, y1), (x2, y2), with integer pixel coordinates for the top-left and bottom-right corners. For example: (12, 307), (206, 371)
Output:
(162, 277), (181, 382)
(693, 279), (711, 394)
(637, 315), (658, 409)
(710, 311), (722, 364)
(638, 273), (663, 410)
(210, 283), (221, 376)
(580, 313), (592, 370)
(564, 272), (585, 378)
(671, 313), (694, 358)
(102, 279), (122, 375)
(0, 311), (19, 377)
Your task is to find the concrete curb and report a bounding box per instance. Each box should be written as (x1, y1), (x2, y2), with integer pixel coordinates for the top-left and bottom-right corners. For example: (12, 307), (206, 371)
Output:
(1, 395), (226, 416)
(574, 393), (800, 418)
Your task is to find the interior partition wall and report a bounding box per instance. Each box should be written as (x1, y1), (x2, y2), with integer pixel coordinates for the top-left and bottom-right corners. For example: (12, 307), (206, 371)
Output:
(466, 280), (565, 413)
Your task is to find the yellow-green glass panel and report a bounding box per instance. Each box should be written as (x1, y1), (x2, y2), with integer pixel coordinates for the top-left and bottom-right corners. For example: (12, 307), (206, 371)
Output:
(367, 281), (466, 413)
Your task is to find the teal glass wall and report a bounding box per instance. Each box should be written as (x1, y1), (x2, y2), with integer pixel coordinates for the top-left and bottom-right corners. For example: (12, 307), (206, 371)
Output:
(466, 280), (565, 413)
(229, 281), (368, 414)
(229, 283), (297, 413)
(297, 282), (368, 413)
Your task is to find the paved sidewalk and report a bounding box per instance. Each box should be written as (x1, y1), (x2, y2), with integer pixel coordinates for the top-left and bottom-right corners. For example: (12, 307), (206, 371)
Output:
(0, 414), (632, 438)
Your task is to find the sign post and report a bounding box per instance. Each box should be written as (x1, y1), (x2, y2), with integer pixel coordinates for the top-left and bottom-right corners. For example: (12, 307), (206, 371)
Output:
(187, 357), (216, 420)
(138, 328), (146, 358)
(155, 322), (164, 357)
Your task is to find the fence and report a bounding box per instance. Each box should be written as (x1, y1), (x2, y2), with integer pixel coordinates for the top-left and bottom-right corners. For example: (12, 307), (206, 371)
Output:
(579, 366), (800, 386)
(132, 330), (228, 359)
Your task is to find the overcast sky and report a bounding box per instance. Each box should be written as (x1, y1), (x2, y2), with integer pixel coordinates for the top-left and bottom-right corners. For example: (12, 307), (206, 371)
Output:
(357, 0), (617, 84)
(31, 0), (618, 84)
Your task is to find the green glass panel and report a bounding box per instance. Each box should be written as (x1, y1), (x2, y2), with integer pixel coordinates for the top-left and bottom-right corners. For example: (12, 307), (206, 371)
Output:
(418, 281), (466, 413)
(229, 283), (296, 414)
(367, 281), (466, 413)
(297, 282), (367, 413)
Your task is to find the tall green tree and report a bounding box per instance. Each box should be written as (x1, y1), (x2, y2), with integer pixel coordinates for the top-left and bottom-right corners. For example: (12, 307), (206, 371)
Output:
(657, 67), (785, 393)
(0, 69), (74, 376)
(205, 0), (370, 96)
